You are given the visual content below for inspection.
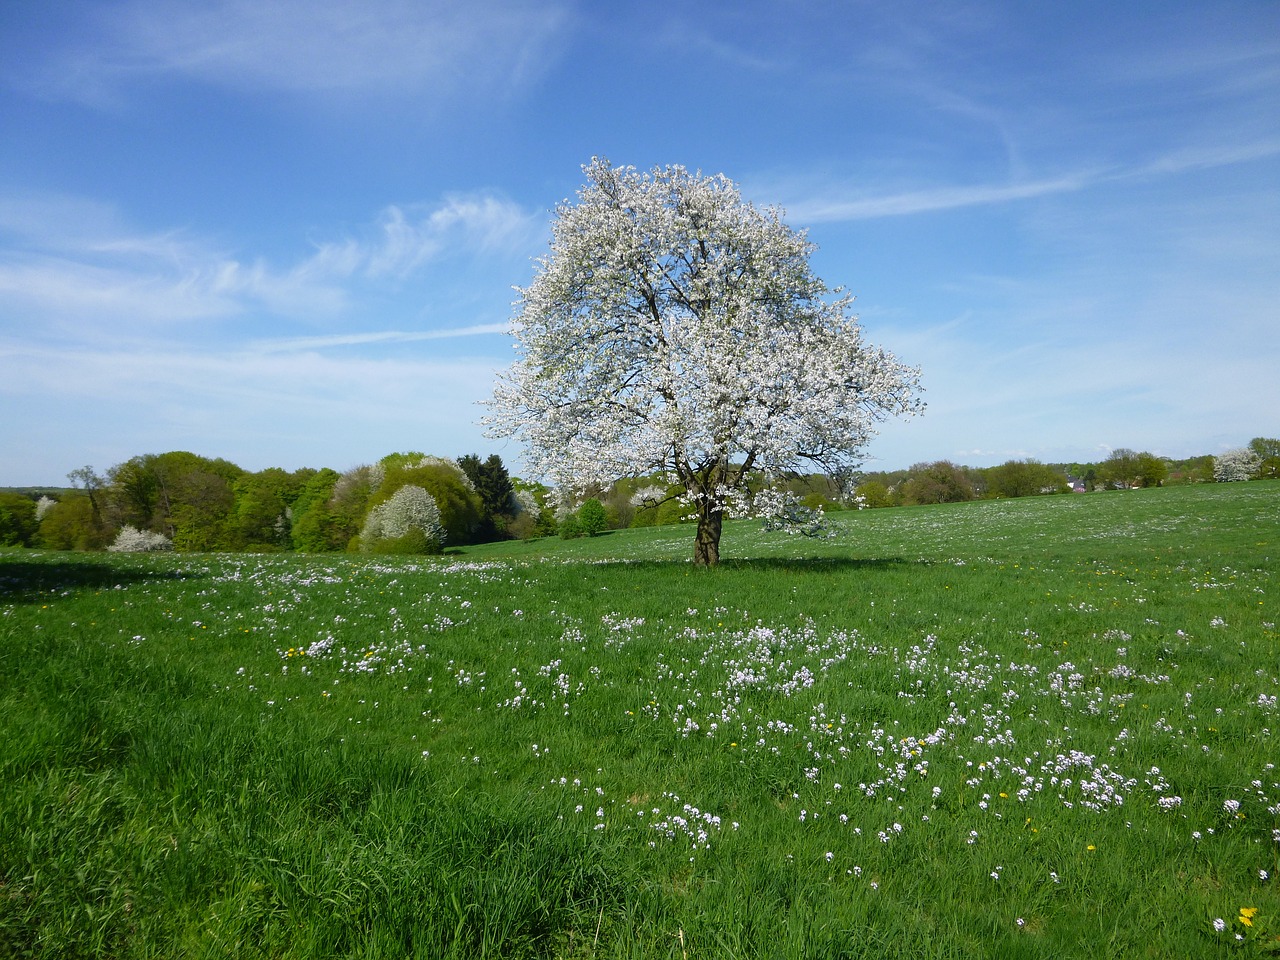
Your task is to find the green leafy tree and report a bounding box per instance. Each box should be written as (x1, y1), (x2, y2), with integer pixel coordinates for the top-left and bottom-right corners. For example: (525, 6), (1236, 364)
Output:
(854, 480), (894, 508)
(0, 493), (39, 546)
(289, 469), (344, 552)
(100, 452), (243, 548)
(1098, 448), (1142, 489)
(1135, 453), (1169, 488)
(37, 494), (107, 550)
(149, 453), (242, 550)
(66, 465), (112, 541)
(323, 464), (383, 551)
(1249, 437), (1280, 479)
(984, 460), (1068, 499)
(106, 457), (162, 530)
(900, 461), (974, 505)
(230, 467), (314, 550)
(577, 498), (609, 536)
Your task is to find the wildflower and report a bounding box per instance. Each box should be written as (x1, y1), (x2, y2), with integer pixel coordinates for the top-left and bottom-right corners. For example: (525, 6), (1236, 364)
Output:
(1213, 918), (1226, 932)
(1239, 907), (1257, 927)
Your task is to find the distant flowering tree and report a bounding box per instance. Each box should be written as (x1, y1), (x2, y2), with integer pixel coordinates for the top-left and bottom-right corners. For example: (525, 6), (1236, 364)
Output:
(107, 525), (173, 552)
(1213, 448), (1260, 482)
(35, 495), (56, 520)
(485, 158), (922, 565)
(359, 484), (446, 554)
(511, 488), (539, 517)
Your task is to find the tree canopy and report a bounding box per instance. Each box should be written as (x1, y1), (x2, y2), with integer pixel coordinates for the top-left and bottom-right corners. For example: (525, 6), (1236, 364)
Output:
(485, 158), (922, 565)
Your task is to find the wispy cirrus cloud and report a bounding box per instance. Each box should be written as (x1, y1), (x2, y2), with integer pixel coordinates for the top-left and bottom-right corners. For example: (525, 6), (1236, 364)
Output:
(24, 0), (573, 107)
(777, 136), (1280, 224)
(785, 172), (1096, 223)
(251, 324), (509, 354)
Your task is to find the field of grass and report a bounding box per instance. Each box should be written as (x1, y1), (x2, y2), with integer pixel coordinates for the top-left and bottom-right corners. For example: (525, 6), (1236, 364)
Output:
(2, 481), (1278, 958)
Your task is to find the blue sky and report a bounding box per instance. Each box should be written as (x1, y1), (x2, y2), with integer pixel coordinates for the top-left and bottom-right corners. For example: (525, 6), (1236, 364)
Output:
(2, 0), (1277, 486)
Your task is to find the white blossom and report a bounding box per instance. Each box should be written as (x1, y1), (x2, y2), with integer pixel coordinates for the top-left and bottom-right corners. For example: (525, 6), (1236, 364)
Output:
(107, 525), (173, 552)
(629, 484), (670, 508)
(484, 158), (921, 564)
(510, 488), (539, 516)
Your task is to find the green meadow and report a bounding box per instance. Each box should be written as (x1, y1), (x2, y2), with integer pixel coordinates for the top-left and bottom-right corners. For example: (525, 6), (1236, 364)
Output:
(2, 482), (1277, 958)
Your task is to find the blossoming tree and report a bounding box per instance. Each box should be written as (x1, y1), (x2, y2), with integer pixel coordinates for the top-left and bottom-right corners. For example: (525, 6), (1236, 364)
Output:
(1213, 447), (1260, 482)
(485, 158), (922, 566)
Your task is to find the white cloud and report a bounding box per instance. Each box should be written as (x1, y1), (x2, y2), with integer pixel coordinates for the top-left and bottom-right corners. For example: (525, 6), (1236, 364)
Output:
(352, 194), (542, 279)
(0, 190), (538, 333)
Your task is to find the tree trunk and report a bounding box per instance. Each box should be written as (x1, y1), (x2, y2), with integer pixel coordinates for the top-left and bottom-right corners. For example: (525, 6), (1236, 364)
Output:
(693, 504), (723, 567)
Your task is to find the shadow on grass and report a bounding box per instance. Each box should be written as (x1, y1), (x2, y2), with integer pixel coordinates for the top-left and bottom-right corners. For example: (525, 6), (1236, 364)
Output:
(716, 556), (915, 574)
(573, 556), (917, 574)
(0, 556), (202, 601)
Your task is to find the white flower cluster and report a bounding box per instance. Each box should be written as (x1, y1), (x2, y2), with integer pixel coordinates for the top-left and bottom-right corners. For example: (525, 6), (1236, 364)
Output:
(755, 488), (832, 538)
(107, 525), (173, 552)
(629, 484), (669, 508)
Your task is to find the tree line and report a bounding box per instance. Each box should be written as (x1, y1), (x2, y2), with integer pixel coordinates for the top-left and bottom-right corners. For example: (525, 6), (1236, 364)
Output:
(844, 440), (1278, 509)
(0, 451), (545, 553)
(1, 439), (1275, 553)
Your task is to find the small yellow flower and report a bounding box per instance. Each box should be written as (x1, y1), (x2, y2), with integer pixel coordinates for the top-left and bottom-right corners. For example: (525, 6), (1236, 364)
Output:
(1239, 907), (1257, 927)
(1086, 844), (1096, 851)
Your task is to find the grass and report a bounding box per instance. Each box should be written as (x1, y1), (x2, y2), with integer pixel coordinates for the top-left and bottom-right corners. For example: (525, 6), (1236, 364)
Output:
(1, 481), (1278, 958)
